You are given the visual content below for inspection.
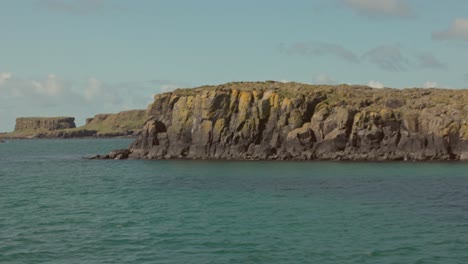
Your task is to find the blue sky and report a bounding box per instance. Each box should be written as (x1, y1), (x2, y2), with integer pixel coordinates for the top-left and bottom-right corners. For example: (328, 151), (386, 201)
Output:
(1, 0), (468, 131)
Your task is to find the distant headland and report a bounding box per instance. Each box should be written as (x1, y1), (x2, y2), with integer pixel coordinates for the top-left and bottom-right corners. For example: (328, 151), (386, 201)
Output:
(0, 110), (147, 139)
(90, 81), (468, 161)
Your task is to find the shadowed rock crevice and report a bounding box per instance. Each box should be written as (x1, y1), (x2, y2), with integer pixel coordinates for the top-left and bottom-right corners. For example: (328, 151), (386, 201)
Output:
(101, 81), (468, 161)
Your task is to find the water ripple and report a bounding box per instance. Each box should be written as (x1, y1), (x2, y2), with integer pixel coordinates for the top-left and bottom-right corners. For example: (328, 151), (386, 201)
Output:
(1, 139), (468, 263)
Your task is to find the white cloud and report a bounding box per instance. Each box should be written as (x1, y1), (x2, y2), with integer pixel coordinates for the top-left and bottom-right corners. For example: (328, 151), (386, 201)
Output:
(343, 0), (411, 18)
(31, 74), (64, 96)
(0, 73), (187, 132)
(84, 77), (103, 101)
(314, 74), (336, 85)
(421, 81), (450, 89)
(422, 81), (438, 88)
(0, 72), (12, 86)
(433, 18), (468, 42)
(367, 80), (384, 89)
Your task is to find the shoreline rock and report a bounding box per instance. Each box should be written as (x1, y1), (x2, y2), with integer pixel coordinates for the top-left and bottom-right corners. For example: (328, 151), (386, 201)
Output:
(89, 149), (131, 160)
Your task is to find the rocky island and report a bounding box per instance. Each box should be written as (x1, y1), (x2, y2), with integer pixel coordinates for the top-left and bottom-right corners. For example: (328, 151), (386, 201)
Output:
(1, 110), (147, 139)
(97, 81), (468, 161)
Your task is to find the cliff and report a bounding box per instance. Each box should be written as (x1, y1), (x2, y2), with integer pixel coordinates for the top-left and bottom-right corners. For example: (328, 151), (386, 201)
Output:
(14, 117), (76, 132)
(102, 81), (468, 161)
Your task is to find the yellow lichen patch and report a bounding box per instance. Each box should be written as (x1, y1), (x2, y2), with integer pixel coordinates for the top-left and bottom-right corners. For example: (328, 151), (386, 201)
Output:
(281, 98), (292, 111)
(252, 90), (262, 102)
(172, 97), (194, 130)
(213, 118), (226, 142)
(460, 123), (468, 140)
(200, 120), (213, 145)
(269, 92), (280, 109)
(238, 91), (253, 112)
(229, 89), (240, 113)
(442, 122), (460, 137)
(380, 109), (394, 123)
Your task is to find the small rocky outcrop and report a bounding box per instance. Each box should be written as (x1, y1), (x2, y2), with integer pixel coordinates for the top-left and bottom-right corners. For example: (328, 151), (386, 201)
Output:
(14, 117), (76, 132)
(102, 81), (468, 161)
(89, 149), (130, 160)
(34, 129), (98, 139)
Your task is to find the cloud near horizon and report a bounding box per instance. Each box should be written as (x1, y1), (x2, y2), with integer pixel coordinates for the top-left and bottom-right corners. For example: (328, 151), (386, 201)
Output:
(433, 18), (468, 42)
(314, 74), (337, 85)
(421, 81), (451, 89)
(0, 72), (185, 131)
(343, 0), (412, 18)
(367, 80), (385, 88)
(422, 81), (437, 88)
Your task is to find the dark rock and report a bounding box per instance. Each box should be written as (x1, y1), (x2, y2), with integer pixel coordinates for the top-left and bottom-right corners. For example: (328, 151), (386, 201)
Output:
(34, 129), (97, 139)
(88, 155), (103, 160)
(108, 149), (131, 160)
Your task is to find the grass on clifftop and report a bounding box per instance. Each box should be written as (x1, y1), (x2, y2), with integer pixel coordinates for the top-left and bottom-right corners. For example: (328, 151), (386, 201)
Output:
(168, 81), (468, 119)
(81, 110), (147, 134)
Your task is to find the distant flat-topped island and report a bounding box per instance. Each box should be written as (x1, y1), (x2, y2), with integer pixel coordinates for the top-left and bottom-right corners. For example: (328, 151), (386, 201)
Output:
(1, 110), (147, 139)
(95, 81), (468, 161)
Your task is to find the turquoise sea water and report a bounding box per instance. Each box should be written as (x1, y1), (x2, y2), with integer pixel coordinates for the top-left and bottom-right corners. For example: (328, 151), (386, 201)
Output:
(1, 139), (468, 264)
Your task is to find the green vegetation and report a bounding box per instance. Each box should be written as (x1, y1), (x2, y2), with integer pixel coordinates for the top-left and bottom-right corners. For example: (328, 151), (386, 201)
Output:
(83, 110), (147, 134)
(0, 129), (45, 139)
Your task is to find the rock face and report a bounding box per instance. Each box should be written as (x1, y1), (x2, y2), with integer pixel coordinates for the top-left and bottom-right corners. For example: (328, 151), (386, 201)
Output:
(14, 117), (76, 132)
(111, 82), (468, 160)
(114, 81), (468, 161)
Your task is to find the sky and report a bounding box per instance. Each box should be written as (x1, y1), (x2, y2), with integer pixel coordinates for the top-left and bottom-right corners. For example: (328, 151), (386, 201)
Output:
(1, 0), (468, 131)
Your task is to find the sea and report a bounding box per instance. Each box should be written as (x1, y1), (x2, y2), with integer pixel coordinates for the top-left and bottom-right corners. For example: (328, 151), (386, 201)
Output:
(1, 139), (468, 264)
